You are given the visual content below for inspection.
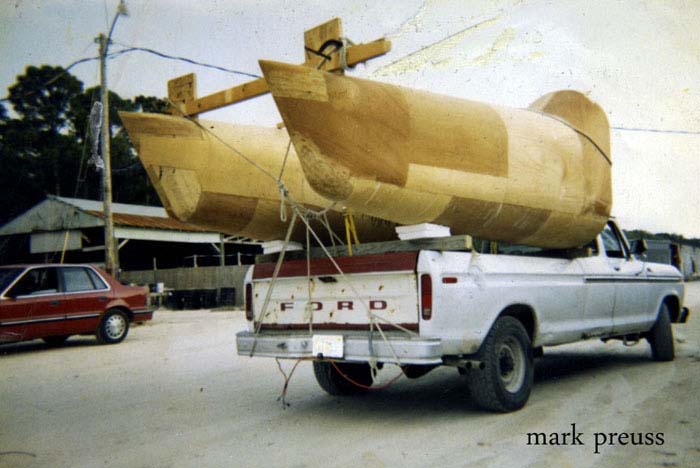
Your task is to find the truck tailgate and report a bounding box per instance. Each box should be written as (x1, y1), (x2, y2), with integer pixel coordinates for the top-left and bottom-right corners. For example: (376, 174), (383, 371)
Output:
(251, 252), (419, 331)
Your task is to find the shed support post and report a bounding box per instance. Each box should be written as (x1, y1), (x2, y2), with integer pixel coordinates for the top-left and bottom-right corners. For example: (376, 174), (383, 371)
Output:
(217, 237), (225, 305)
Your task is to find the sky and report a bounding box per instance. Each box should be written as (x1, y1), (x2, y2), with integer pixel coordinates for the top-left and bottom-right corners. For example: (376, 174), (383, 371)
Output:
(1, 0), (699, 238)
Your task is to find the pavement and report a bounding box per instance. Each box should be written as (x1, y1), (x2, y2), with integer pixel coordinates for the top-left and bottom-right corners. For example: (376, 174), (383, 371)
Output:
(1, 283), (699, 468)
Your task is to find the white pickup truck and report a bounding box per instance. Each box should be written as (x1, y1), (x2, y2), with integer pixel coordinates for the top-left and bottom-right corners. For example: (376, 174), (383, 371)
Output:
(236, 220), (690, 412)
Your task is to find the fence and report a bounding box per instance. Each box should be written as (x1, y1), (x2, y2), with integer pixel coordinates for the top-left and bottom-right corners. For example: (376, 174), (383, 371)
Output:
(122, 264), (251, 307)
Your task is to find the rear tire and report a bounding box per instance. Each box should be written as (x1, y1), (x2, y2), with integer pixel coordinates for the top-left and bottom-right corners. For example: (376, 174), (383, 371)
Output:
(647, 303), (674, 361)
(313, 361), (373, 395)
(96, 309), (129, 344)
(467, 316), (534, 412)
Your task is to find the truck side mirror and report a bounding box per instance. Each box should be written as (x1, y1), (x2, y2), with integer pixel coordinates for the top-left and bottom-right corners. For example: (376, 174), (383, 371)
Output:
(634, 239), (648, 256)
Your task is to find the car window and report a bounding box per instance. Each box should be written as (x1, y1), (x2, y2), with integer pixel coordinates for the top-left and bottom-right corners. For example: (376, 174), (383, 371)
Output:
(86, 268), (109, 290)
(601, 224), (624, 258)
(62, 267), (98, 292)
(7, 267), (59, 297)
(0, 267), (23, 293)
(584, 238), (599, 255)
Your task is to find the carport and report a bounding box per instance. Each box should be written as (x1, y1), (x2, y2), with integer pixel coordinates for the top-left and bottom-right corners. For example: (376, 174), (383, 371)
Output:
(0, 195), (260, 271)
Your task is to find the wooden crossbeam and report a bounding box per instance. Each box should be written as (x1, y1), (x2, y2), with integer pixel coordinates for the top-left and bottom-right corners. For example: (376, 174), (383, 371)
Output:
(167, 18), (391, 117)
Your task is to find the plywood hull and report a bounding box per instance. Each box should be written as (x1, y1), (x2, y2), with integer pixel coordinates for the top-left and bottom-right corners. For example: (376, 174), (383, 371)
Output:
(119, 112), (396, 242)
(261, 60), (612, 248)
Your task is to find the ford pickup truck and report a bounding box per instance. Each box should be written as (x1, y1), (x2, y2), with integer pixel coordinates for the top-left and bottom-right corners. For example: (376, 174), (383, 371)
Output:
(236, 220), (690, 412)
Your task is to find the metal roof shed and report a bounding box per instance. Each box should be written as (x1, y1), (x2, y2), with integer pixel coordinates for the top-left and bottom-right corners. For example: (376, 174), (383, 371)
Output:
(0, 195), (220, 248)
(0, 196), (259, 270)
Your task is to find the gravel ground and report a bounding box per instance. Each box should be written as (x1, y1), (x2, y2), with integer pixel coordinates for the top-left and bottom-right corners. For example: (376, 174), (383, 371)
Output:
(1, 283), (699, 468)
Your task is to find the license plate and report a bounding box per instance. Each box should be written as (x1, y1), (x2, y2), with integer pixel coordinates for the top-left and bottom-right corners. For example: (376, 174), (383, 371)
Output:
(312, 335), (344, 358)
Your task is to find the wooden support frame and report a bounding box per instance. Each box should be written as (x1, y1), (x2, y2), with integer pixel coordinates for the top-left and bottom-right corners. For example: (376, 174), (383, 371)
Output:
(167, 18), (391, 117)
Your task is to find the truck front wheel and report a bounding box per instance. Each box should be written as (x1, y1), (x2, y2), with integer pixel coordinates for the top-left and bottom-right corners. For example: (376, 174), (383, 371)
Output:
(313, 361), (373, 396)
(467, 316), (534, 412)
(647, 303), (674, 361)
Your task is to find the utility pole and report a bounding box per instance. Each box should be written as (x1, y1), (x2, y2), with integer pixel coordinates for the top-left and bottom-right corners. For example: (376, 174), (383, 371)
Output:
(98, 33), (117, 276)
(97, 1), (128, 277)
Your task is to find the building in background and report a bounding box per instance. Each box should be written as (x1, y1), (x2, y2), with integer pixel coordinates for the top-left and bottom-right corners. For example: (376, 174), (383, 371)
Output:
(0, 196), (261, 306)
(630, 238), (699, 281)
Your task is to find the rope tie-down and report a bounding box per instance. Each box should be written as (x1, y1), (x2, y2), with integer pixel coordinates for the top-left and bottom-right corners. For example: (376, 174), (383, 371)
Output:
(166, 71), (415, 407)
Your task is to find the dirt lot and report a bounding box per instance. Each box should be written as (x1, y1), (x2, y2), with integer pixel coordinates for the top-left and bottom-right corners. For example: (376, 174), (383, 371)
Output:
(2, 284), (699, 468)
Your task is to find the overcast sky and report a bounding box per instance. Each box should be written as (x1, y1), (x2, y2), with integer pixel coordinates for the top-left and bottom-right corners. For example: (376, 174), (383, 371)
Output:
(2, 0), (699, 238)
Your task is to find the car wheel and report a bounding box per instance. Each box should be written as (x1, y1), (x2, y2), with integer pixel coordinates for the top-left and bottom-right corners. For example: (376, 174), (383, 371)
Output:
(467, 316), (534, 412)
(647, 303), (674, 361)
(313, 361), (373, 396)
(43, 335), (70, 346)
(97, 309), (129, 344)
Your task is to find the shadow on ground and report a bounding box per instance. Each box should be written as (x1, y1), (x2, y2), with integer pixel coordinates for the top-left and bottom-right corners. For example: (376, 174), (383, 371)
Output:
(266, 347), (657, 419)
(0, 337), (99, 356)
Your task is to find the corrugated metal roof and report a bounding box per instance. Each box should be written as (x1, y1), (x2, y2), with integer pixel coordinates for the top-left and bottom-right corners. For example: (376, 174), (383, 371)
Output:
(0, 196), (215, 235)
(50, 196), (210, 232)
(53, 196), (168, 218)
(85, 211), (209, 232)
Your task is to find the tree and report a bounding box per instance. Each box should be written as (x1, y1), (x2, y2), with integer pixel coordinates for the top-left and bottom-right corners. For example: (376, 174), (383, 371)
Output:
(0, 64), (165, 226)
(8, 65), (83, 134)
(134, 95), (169, 114)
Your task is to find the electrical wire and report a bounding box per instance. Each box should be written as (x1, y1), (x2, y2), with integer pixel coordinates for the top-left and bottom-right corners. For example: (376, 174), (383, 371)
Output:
(0, 56), (100, 104)
(0, 45), (260, 104)
(611, 126), (700, 136)
(111, 160), (143, 173)
(109, 43), (261, 79)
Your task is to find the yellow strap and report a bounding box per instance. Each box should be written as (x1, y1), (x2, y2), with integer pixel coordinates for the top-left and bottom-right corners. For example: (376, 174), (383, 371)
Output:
(60, 230), (70, 264)
(344, 209), (361, 256)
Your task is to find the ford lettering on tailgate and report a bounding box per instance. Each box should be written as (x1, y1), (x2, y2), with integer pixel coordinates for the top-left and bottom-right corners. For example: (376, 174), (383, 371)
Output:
(253, 271), (420, 330)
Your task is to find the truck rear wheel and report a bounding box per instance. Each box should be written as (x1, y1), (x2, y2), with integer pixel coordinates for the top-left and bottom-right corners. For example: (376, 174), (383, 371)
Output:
(467, 316), (534, 412)
(313, 361), (373, 396)
(647, 303), (674, 361)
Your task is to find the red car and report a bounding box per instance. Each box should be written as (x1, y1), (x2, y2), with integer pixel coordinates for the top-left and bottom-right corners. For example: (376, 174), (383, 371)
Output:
(0, 264), (152, 346)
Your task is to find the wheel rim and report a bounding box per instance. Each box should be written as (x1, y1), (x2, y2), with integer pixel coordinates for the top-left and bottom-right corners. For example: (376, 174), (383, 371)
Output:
(497, 337), (525, 393)
(104, 314), (126, 340)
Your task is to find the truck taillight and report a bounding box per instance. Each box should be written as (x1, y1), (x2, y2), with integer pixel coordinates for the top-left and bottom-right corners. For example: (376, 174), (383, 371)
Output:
(420, 274), (432, 320)
(245, 283), (253, 321)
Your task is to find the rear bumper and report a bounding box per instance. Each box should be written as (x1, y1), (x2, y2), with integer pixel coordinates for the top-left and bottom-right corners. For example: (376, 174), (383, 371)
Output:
(236, 331), (443, 365)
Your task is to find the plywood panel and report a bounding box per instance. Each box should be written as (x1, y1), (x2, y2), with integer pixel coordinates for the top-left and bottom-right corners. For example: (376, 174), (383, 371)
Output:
(261, 60), (612, 248)
(119, 112), (396, 243)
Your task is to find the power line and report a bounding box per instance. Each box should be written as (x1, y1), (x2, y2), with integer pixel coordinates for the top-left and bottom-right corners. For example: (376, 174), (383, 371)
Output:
(109, 44), (261, 79)
(0, 56), (102, 104)
(111, 160), (143, 173)
(0, 46), (260, 104)
(611, 126), (700, 136)
(3, 49), (698, 138)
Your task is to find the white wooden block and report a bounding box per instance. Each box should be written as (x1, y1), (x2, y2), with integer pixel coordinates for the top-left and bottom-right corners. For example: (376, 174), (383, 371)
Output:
(262, 240), (304, 254)
(395, 223), (451, 240)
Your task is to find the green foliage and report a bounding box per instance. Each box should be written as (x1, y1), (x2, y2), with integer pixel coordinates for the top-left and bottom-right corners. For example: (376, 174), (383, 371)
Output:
(0, 64), (166, 226)
(8, 65), (83, 133)
(133, 95), (169, 113)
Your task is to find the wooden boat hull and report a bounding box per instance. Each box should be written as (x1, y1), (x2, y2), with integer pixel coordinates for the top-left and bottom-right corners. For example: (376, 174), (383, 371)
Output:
(119, 112), (396, 242)
(260, 60), (612, 248)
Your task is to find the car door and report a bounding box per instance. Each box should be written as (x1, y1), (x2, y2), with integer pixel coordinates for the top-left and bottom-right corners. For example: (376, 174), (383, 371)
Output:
(4, 267), (65, 341)
(58, 266), (111, 334)
(578, 239), (615, 337)
(600, 223), (649, 334)
(0, 267), (32, 342)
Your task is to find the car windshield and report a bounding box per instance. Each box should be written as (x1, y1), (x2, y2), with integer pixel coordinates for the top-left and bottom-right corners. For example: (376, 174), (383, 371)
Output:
(0, 267), (24, 293)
